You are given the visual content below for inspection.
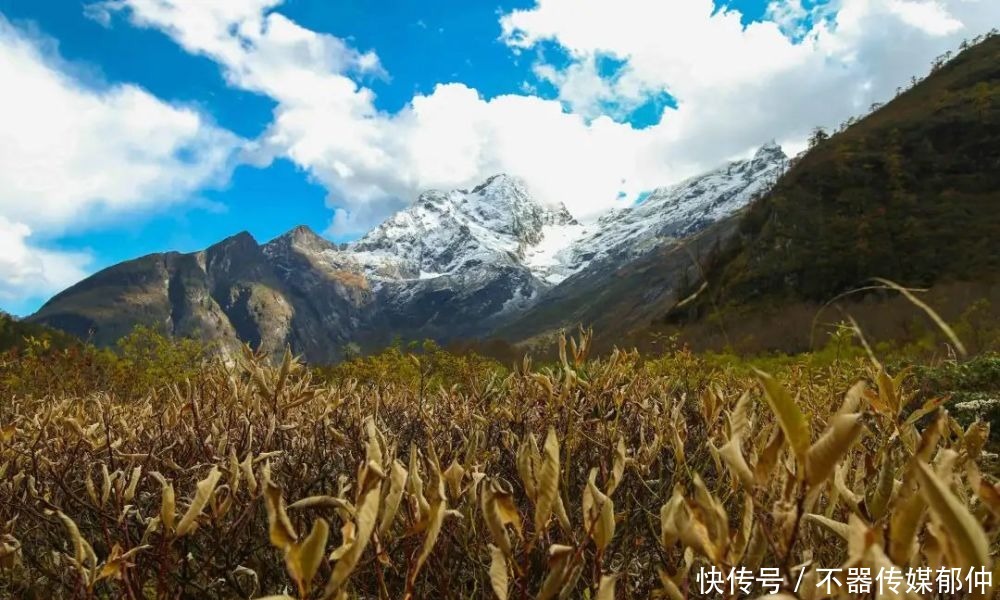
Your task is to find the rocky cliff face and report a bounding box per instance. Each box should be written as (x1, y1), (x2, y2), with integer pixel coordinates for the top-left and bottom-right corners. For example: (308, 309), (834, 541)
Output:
(28, 144), (786, 362)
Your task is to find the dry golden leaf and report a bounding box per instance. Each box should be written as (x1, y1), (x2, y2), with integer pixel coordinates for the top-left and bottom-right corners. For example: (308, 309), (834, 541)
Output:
(582, 468), (597, 528)
(324, 480), (380, 596)
(54, 511), (96, 568)
(915, 461), (990, 570)
(836, 381), (866, 416)
(363, 417), (383, 471)
(719, 436), (755, 488)
(100, 464), (112, 507)
(175, 466), (221, 537)
(755, 369), (811, 465)
(962, 420), (989, 460)
(806, 413), (864, 487)
(606, 438), (626, 496)
(974, 478), (1000, 518)
(754, 425), (784, 485)
(729, 493), (754, 564)
(411, 469), (447, 582)
(903, 395), (945, 426)
(329, 522), (355, 561)
(150, 472), (176, 535)
(659, 490), (685, 550)
(595, 573), (619, 600)
(533, 427), (560, 537)
(84, 469), (98, 506)
(743, 523), (766, 572)
(730, 390), (751, 439)
(833, 462), (862, 514)
(95, 543), (148, 584)
(407, 445), (430, 521)
(240, 453), (258, 495)
(378, 459), (408, 536)
(288, 495), (353, 513)
(804, 513), (850, 540)
(516, 435), (539, 501)
(481, 478), (513, 556)
(692, 475), (728, 545)
(656, 569), (685, 600)
(537, 544), (575, 600)
(263, 471), (297, 551)
(875, 368), (900, 418)
(865, 454), (895, 521)
(442, 459), (466, 499)
(553, 494), (572, 533)
(123, 466), (141, 503)
(494, 489), (523, 539)
(679, 516), (720, 564)
(888, 487), (925, 565)
(95, 545), (125, 583)
(286, 518), (329, 597)
(586, 478), (615, 552)
(487, 543), (508, 600)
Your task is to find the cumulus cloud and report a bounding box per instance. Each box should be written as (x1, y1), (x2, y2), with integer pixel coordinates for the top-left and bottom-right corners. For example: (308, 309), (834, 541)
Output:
(0, 14), (241, 310)
(501, 0), (997, 166)
(0, 14), (240, 234)
(0, 216), (91, 305)
(96, 0), (999, 237)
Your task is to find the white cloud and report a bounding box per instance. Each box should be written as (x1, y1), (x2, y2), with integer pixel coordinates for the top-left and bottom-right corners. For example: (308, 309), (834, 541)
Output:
(885, 0), (963, 36)
(0, 216), (91, 305)
(0, 14), (240, 309)
(765, 0), (812, 38)
(532, 55), (645, 120)
(0, 15), (240, 233)
(500, 0), (996, 169)
(97, 0), (998, 238)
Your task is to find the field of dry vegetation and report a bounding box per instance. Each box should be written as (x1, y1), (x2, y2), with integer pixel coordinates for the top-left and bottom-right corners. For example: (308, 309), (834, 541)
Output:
(0, 326), (998, 599)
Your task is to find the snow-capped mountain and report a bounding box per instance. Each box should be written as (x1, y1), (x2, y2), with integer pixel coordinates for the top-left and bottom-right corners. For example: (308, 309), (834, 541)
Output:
(350, 141), (786, 287)
(29, 143), (787, 361)
(546, 141), (787, 278)
(351, 174), (579, 281)
(494, 142), (788, 342)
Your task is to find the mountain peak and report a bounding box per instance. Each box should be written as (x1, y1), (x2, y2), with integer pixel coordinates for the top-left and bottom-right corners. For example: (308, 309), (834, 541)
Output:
(213, 230), (258, 250)
(470, 173), (525, 194)
(279, 224), (324, 243)
(264, 224), (337, 260)
(753, 140), (785, 160)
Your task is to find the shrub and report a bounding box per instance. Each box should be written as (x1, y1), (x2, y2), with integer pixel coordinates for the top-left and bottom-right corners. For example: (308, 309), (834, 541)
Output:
(0, 331), (996, 599)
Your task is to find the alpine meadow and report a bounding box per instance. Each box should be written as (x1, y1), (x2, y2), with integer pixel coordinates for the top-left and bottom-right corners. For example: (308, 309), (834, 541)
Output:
(2, 2), (1000, 600)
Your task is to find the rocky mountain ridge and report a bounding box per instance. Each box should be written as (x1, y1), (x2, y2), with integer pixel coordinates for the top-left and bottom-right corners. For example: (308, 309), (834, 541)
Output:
(28, 143), (787, 362)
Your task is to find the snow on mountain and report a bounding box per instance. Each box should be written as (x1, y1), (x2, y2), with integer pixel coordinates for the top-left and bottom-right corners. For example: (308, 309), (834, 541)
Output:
(522, 222), (588, 284)
(350, 173), (579, 282)
(196, 143), (788, 343)
(551, 141), (788, 276)
(265, 141), (786, 301)
(340, 141), (786, 290)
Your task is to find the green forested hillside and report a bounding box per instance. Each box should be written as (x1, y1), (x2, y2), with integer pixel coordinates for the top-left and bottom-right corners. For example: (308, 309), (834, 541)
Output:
(0, 311), (81, 352)
(668, 34), (1000, 327)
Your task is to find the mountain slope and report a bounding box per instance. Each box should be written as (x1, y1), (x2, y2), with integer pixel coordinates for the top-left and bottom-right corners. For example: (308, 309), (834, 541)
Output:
(349, 175), (579, 343)
(661, 34), (1000, 348)
(27, 144), (787, 361)
(498, 143), (787, 345)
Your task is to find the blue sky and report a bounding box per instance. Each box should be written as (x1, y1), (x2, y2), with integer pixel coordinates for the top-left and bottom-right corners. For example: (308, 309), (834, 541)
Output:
(0, 0), (995, 315)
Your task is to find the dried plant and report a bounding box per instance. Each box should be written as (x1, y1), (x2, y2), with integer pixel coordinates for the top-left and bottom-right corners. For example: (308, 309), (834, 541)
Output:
(0, 329), (996, 599)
